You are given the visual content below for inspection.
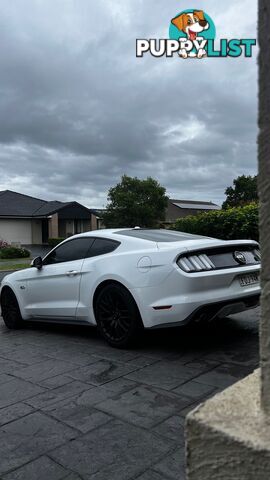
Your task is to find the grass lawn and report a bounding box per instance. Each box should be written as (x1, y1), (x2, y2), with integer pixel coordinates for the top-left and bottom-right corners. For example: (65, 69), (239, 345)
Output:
(0, 258), (31, 271)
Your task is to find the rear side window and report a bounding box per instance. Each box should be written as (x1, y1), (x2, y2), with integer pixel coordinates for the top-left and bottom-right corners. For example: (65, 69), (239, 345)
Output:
(43, 238), (95, 265)
(87, 238), (120, 258)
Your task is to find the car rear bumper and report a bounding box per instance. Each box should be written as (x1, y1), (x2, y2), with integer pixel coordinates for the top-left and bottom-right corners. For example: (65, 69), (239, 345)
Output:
(130, 266), (261, 328)
(148, 293), (260, 329)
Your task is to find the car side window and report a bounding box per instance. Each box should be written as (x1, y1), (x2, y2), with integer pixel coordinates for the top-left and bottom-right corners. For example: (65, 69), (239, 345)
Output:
(87, 238), (120, 258)
(43, 238), (95, 265)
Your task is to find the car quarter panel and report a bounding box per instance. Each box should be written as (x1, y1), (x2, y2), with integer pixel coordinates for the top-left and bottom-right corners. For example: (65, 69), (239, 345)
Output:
(75, 245), (181, 323)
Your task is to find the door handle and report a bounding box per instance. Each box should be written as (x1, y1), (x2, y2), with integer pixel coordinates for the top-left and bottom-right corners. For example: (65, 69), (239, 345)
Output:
(66, 270), (79, 276)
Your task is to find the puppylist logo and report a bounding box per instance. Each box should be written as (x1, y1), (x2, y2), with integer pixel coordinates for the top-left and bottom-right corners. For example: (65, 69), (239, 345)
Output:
(136, 9), (256, 59)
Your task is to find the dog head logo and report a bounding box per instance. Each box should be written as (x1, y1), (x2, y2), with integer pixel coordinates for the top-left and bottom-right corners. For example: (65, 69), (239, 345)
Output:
(169, 9), (215, 58)
(172, 11), (209, 41)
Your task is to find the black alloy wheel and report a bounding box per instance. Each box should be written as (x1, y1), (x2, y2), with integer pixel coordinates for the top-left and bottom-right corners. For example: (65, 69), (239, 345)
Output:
(1, 288), (23, 329)
(95, 284), (142, 348)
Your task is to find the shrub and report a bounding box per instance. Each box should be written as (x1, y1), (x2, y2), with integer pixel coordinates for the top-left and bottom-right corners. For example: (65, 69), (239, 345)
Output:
(174, 203), (259, 242)
(48, 237), (65, 247)
(0, 239), (10, 249)
(0, 247), (30, 259)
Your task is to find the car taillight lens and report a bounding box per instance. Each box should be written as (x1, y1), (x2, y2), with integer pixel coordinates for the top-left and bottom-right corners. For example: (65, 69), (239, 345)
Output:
(177, 254), (215, 272)
(254, 249), (261, 261)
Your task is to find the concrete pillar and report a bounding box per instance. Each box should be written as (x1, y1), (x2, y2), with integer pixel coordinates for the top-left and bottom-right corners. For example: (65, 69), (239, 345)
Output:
(186, 2), (270, 478)
(258, 0), (270, 414)
(48, 213), (59, 238)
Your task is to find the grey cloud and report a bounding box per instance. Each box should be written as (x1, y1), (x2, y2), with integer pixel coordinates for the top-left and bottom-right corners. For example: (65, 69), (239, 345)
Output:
(0, 0), (258, 207)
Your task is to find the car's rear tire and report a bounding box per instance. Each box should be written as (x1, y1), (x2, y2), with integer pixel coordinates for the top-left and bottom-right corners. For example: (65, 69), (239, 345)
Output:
(95, 283), (142, 348)
(1, 288), (23, 329)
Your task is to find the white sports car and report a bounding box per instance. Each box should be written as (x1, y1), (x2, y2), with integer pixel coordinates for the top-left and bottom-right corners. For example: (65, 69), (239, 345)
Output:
(0, 228), (261, 347)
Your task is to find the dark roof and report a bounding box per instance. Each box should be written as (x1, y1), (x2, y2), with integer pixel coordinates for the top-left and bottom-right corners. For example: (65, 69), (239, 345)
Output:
(0, 190), (90, 218)
(169, 199), (221, 211)
(34, 200), (71, 216)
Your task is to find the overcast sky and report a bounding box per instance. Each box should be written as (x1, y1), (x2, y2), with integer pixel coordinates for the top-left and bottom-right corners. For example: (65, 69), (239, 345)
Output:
(0, 0), (258, 208)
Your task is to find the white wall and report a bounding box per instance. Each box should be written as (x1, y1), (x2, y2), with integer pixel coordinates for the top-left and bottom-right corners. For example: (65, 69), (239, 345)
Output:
(0, 219), (32, 245)
(31, 219), (42, 244)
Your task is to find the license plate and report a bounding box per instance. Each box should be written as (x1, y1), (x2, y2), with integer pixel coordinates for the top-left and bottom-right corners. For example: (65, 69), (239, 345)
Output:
(239, 273), (260, 287)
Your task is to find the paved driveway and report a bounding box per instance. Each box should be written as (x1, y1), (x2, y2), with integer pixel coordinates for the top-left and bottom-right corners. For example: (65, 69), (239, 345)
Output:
(0, 309), (259, 480)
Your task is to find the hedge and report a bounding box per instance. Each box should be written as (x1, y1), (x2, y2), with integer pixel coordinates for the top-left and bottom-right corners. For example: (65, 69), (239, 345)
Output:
(173, 203), (259, 242)
(0, 247), (30, 259)
(48, 237), (65, 247)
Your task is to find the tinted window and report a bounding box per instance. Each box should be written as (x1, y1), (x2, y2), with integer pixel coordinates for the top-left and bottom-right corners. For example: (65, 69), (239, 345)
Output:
(115, 229), (205, 242)
(87, 238), (120, 258)
(43, 238), (94, 265)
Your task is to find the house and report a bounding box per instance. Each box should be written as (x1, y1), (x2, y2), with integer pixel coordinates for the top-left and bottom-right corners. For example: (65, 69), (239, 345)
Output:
(0, 190), (100, 246)
(164, 198), (221, 226)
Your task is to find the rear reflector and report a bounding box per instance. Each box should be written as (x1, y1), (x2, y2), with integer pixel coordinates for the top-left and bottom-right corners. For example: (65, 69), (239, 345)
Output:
(153, 305), (172, 310)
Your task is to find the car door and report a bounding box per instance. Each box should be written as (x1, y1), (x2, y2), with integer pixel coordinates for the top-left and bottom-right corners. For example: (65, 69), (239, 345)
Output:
(76, 237), (121, 321)
(24, 237), (94, 319)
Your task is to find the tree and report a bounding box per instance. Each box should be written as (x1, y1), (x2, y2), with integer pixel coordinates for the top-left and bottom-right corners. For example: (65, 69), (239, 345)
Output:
(222, 175), (258, 209)
(102, 175), (168, 228)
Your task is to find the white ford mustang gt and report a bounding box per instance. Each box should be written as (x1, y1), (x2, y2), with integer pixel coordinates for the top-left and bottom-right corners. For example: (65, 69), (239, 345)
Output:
(0, 228), (261, 347)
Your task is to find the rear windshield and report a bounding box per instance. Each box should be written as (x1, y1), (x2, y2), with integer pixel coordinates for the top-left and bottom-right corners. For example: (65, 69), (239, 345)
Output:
(115, 229), (204, 242)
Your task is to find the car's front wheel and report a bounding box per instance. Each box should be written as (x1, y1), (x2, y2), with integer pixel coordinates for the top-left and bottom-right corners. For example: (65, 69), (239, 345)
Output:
(95, 283), (142, 348)
(1, 288), (23, 329)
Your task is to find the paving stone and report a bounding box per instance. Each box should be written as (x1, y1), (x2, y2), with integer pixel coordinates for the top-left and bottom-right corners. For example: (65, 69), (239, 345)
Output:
(135, 470), (171, 480)
(152, 415), (185, 443)
(0, 403), (34, 427)
(67, 359), (138, 386)
(0, 412), (77, 475)
(173, 380), (216, 399)
(0, 379), (45, 409)
(0, 357), (26, 374)
(91, 348), (139, 363)
(126, 356), (159, 368)
(2, 455), (69, 480)
(44, 385), (117, 413)
(47, 399), (112, 433)
(153, 448), (186, 480)
(126, 361), (200, 390)
(97, 385), (192, 428)
(25, 381), (92, 410)
(100, 377), (139, 394)
(0, 374), (14, 386)
(62, 475), (82, 480)
(44, 378), (137, 414)
(51, 419), (174, 480)
(164, 352), (204, 364)
(204, 344), (259, 366)
(13, 359), (77, 382)
(194, 369), (241, 388)
(215, 362), (255, 378)
(37, 374), (74, 390)
(1, 346), (51, 366)
(183, 358), (220, 372)
(46, 349), (99, 366)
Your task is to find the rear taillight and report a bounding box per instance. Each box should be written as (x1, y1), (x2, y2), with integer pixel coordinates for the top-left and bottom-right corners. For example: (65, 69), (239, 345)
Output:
(177, 254), (215, 272)
(254, 249), (261, 261)
(177, 245), (261, 273)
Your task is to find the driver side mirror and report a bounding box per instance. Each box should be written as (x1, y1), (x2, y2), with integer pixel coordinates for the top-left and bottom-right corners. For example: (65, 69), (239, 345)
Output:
(31, 256), (43, 270)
